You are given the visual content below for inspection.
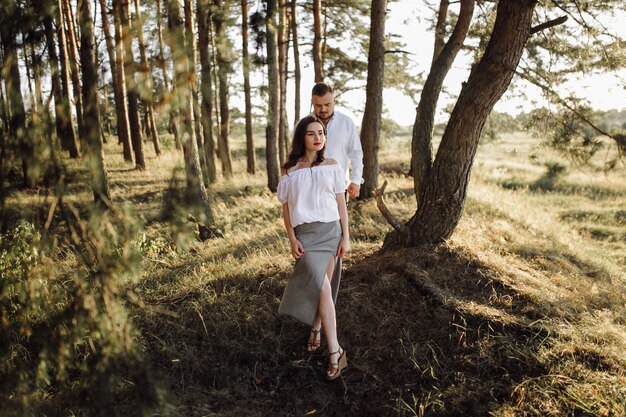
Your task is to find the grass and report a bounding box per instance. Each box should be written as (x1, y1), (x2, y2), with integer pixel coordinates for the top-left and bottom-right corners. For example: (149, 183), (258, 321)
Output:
(2, 129), (625, 416)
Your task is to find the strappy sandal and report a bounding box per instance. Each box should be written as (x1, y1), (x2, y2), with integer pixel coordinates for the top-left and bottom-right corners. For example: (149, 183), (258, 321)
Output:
(307, 328), (322, 353)
(326, 347), (347, 381)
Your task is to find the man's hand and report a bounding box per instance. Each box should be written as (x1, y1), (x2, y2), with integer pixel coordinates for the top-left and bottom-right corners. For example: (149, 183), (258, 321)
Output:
(347, 183), (360, 199)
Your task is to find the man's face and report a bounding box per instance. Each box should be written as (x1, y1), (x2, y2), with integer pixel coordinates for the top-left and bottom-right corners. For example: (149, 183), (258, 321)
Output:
(311, 92), (335, 122)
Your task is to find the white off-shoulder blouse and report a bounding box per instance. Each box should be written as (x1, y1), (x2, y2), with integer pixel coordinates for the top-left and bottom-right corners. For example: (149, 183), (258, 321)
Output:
(277, 163), (345, 227)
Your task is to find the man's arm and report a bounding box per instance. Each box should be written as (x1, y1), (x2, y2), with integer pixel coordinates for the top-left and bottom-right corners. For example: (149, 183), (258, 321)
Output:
(347, 119), (363, 198)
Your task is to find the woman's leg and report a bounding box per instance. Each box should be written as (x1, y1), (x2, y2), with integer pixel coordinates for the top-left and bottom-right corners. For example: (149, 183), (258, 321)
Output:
(308, 256), (336, 350)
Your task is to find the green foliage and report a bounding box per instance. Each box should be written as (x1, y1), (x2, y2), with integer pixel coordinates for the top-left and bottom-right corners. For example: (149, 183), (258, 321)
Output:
(0, 206), (166, 416)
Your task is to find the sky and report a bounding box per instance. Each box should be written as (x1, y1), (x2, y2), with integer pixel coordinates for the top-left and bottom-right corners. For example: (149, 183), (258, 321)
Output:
(297, 0), (626, 127)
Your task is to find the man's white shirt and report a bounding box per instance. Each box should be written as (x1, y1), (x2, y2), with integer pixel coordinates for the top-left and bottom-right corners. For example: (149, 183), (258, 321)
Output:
(323, 110), (364, 187)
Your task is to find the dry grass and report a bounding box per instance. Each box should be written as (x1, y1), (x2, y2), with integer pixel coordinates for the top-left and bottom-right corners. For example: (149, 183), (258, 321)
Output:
(3, 131), (625, 416)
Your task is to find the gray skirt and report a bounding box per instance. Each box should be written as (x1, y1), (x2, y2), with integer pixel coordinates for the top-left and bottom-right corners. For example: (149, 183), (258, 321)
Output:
(278, 220), (343, 326)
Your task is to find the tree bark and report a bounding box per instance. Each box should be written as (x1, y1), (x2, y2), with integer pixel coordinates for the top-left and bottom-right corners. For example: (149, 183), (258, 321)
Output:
(432, 0), (449, 65)
(53, 0), (81, 158)
(1, 12), (35, 188)
(118, 0), (145, 170)
(165, 0), (217, 234)
(98, 0), (132, 161)
(212, 0), (233, 178)
(278, 0), (289, 164)
(411, 0), (474, 207)
(184, 0), (208, 185)
(241, 0), (255, 174)
(156, 0), (182, 151)
(78, 0), (111, 206)
(359, 0), (387, 199)
(45, 14), (76, 158)
(386, 0), (537, 247)
(290, 0), (301, 123)
(62, 0), (86, 141)
(111, 0), (133, 162)
(197, 0), (217, 183)
(134, 0), (161, 156)
(266, 0), (280, 191)
(312, 0), (324, 82)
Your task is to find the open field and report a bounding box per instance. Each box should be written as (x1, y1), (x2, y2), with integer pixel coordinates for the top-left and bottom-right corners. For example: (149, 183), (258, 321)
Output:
(2, 129), (625, 416)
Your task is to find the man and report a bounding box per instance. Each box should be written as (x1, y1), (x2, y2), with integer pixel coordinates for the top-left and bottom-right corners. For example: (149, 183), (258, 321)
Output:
(311, 82), (363, 199)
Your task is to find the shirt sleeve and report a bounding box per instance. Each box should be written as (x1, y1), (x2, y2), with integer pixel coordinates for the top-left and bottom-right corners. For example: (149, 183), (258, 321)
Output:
(347, 120), (364, 185)
(333, 165), (346, 193)
(277, 176), (289, 204)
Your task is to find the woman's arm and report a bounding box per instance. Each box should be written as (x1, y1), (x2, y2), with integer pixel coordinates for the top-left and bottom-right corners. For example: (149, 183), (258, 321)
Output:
(283, 203), (304, 259)
(335, 193), (350, 258)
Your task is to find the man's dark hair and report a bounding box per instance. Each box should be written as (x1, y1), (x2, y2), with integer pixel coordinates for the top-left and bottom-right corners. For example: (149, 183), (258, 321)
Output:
(312, 82), (333, 97)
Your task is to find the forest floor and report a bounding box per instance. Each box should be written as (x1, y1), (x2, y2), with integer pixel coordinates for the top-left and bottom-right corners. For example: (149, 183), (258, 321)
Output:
(3, 130), (625, 416)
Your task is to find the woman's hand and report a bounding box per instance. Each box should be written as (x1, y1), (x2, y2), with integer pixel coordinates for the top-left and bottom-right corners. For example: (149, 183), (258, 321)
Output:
(290, 238), (305, 259)
(336, 236), (350, 258)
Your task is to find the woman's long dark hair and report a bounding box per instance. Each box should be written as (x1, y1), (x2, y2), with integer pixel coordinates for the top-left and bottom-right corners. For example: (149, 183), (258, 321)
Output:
(282, 115), (326, 173)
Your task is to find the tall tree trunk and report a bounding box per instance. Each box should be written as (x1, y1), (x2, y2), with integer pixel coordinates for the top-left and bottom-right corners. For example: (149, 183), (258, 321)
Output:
(78, 0), (111, 206)
(411, 0), (474, 207)
(133, 0), (161, 156)
(312, 0), (323, 82)
(212, 0), (233, 178)
(44, 15), (75, 157)
(266, 0), (279, 191)
(54, 0), (81, 157)
(197, 0), (217, 183)
(165, 0), (217, 236)
(241, 0), (255, 174)
(157, 0), (181, 150)
(62, 0), (86, 141)
(119, 0), (145, 170)
(98, 0), (132, 160)
(111, 0), (133, 162)
(29, 41), (44, 113)
(359, 0), (386, 199)
(387, 0), (536, 247)
(277, 0), (289, 164)
(184, 0), (207, 184)
(290, 0), (301, 124)
(1, 16), (33, 188)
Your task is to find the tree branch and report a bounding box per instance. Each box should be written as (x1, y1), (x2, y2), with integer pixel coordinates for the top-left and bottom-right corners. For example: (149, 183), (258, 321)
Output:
(384, 49), (415, 55)
(530, 15), (568, 34)
(374, 180), (409, 236)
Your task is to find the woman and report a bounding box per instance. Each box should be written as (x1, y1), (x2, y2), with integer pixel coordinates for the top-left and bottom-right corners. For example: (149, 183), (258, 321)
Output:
(277, 115), (349, 380)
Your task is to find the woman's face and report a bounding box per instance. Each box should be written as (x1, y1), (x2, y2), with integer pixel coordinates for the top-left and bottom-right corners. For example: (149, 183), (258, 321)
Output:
(304, 121), (326, 152)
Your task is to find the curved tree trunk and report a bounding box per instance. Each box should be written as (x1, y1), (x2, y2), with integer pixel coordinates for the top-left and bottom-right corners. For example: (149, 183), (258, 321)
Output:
(432, 0), (449, 65)
(241, 0), (255, 174)
(386, 0), (537, 247)
(312, 0), (323, 82)
(266, 0), (280, 192)
(359, 0), (387, 199)
(198, 0), (217, 183)
(78, 0), (111, 206)
(411, 0), (474, 206)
